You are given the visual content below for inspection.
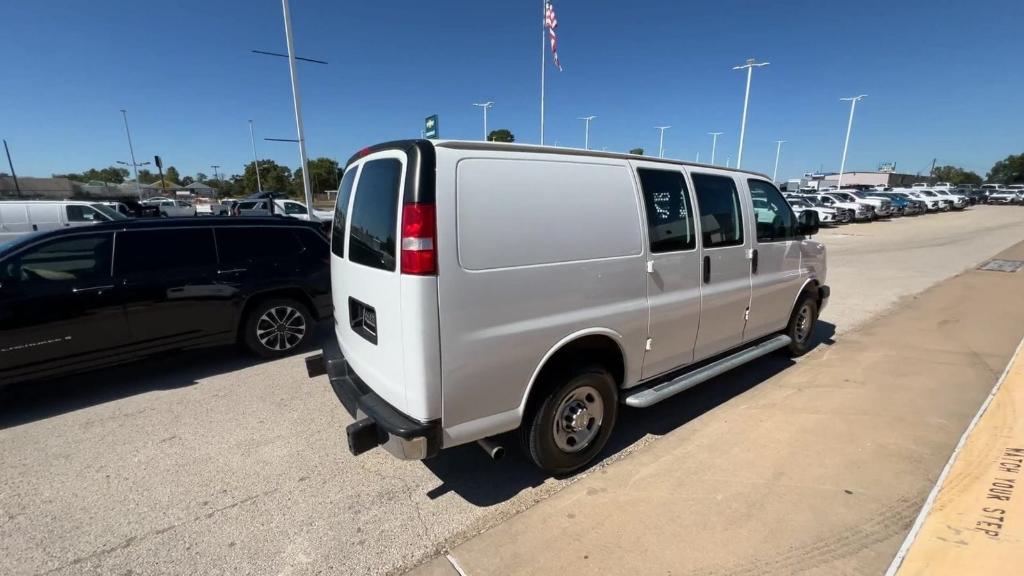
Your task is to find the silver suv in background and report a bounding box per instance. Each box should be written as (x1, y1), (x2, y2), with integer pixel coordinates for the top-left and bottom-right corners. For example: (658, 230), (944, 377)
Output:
(307, 140), (829, 474)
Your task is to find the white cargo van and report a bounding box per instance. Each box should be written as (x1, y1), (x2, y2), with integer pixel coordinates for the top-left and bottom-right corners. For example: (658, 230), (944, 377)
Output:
(306, 140), (829, 473)
(0, 200), (125, 241)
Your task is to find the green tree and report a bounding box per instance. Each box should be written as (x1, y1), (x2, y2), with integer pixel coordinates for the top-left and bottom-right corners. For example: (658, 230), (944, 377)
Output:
(180, 175), (195, 186)
(293, 157), (340, 198)
(488, 129), (515, 143)
(164, 166), (181, 185)
(195, 172), (208, 182)
(932, 165), (982, 185)
(629, 148), (645, 155)
(136, 169), (158, 184)
(54, 166), (129, 183)
(243, 159), (291, 194)
(987, 153), (1024, 184)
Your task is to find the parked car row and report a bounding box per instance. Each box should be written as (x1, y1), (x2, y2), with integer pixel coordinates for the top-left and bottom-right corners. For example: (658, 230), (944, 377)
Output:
(781, 185), (979, 226)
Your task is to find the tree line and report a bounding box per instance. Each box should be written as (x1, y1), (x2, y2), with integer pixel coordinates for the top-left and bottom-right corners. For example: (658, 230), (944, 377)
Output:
(54, 157), (342, 198)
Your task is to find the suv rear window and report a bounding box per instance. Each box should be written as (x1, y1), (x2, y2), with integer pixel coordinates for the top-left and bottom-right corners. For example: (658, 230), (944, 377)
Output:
(348, 159), (402, 271)
(115, 229), (216, 274)
(216, 227), (305, 266)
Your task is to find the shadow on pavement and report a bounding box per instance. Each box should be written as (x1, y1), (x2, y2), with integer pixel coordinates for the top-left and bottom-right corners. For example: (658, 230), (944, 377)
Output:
(0, 324), (332, 430)
(424, 321), (837, 506)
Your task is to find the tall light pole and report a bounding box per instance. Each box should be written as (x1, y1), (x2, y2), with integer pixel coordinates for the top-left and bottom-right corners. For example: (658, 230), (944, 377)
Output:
(732, 58), (769, 169)
(211, 165), (221, 199)
(708, 131), (723, 165)
(578, 115), (596, 150)
(281, 0), (314, 216)
(655, 126), (671, 158)
(772, 139), (787, 183)
(119, 109), (143, 199)
(248, 120), (263, 194)
(473, 102), (493, 141)
(837, 95), (867, 190)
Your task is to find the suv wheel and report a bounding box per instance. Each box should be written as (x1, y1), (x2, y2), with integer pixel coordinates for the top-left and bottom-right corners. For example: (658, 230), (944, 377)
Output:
(521, 365), (618, 475)
(785, 293), (819, 357)
(243, 298), (313, 358)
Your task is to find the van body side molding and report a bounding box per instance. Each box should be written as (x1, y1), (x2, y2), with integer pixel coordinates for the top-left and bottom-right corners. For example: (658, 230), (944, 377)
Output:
(623, 335), (792, 408)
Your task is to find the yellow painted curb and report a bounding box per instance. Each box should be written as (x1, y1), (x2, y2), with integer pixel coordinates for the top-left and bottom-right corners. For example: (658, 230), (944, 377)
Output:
(893, 340), (1024, 575)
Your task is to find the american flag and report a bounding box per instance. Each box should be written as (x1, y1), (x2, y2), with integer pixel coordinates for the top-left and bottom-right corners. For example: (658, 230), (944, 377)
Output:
(545, 2), (562, 71)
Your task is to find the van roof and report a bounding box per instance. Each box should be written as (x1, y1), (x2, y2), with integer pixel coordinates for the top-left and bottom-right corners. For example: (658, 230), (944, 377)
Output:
(0, 199), (102, 205)
(347, 139), (771, 180)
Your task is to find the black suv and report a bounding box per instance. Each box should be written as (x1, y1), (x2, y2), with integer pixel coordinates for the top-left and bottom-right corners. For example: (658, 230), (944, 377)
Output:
(0, 217), (331, 386)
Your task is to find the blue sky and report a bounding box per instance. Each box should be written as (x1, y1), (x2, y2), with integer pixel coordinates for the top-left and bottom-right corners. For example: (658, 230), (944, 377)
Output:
(2, 0), (1021, 182)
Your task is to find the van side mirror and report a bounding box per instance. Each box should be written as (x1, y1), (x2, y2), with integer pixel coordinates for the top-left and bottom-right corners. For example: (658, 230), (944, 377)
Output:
(798, 210), (820, 236)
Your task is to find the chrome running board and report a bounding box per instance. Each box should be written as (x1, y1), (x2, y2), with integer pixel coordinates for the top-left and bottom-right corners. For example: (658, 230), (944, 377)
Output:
(623, 335), (792, 408)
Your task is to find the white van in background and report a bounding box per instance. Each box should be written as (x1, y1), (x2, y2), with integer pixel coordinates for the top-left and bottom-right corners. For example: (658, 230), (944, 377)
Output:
(306, 140), (829, 474)
(0, 200), (126, 241)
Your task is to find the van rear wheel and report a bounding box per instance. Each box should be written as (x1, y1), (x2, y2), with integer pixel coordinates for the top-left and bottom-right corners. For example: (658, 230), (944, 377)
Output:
(521, 365), (618, 475)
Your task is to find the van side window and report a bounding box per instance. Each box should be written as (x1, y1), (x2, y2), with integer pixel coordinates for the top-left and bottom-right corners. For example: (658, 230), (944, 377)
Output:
(2, 233), (113, 285)
(331, 168), (358, 257)
(66, 205), (101, 222)
(747, 179), (798, 242)
(637, 168), (695, 252)
(115, 229), (216, 275)
(348, 159), (402, 272)
(691, 174), (744, 248)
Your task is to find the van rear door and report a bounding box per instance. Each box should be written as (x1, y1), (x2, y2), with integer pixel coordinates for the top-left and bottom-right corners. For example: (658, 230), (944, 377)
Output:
(330, 143), (441, 423)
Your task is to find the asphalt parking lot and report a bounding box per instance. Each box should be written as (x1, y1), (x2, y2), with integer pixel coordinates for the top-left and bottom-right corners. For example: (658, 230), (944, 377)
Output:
(2, 206), (1024, 576)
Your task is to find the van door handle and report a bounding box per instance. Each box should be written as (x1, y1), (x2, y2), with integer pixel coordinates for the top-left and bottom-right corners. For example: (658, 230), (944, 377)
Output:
(751, 249), (759, 274)
(32, 224), (38, 231)
(703, 256), (711, 284)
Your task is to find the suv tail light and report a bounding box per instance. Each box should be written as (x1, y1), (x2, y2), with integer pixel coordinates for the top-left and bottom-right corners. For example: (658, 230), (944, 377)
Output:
(400, 203), (437, 275)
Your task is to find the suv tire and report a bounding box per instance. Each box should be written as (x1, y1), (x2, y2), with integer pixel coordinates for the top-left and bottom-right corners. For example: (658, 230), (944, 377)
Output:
(785, 293), (819, 357)
(521, 364), (618, 475)
(243, 298), (313, 358)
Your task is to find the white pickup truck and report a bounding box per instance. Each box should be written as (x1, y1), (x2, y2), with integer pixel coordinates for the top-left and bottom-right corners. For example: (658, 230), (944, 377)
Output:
(234, 199), (333, 221)
(144, 198), (196, 217)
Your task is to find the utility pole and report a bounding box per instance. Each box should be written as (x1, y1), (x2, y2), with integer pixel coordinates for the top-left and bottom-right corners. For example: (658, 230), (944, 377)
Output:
(249, 120), (263, 193)
(732, 58), (769, 169)
(578, 115), (596, 150)
(473, 102), (494, 141)
(3, 140), (21, 197)
(708, 132), (723, 165)
(655, 126), (671, 158)
(281, 0), (314, 217)
(119, 109), (143, 200)
(837, 95), (867, 190)
(211, 165), (221, 199)
(772, 139), (787, 183)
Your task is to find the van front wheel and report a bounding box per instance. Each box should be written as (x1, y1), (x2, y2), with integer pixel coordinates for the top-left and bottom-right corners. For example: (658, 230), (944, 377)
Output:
(521, 365), (618, 475)
(785, 293), (819, 357)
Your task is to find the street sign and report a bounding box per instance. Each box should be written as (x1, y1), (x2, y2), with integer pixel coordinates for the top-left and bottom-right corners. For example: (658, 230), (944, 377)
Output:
(424, 115), (439, 139)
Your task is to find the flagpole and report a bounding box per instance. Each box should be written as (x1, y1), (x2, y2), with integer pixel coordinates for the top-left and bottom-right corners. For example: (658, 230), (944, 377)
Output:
(540, 0), (546, 146)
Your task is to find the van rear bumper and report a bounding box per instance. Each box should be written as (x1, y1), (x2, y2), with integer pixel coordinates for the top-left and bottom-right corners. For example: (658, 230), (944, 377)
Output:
(305, 340), (442, 460)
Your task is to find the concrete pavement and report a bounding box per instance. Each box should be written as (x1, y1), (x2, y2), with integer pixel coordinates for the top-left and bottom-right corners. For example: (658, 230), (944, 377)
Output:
(409, 238), (1024, 575)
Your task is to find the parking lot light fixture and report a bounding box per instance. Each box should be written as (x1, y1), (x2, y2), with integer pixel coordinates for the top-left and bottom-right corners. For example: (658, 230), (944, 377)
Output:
(732, 58), (769, 169)
(249, 120), (263, 194)
(837, 95), (867, 190)
(119, 109), (143, 200)
(708, 132), (723, 165)
(655, 126), (671, 158)
(473, 102), (494, 141)
(578, 115), (596, 150)
(773, 139), (787, 183)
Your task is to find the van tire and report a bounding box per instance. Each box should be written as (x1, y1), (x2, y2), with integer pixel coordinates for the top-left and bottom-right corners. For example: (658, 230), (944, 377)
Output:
(785, 293), (819, 357)
(242, 298), (313, 359)
(520, 365), (618, 475)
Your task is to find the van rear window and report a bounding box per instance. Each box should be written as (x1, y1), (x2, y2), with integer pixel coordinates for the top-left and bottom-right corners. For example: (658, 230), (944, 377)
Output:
(330, 168), (358, 257)
(348, 159), (402, 271)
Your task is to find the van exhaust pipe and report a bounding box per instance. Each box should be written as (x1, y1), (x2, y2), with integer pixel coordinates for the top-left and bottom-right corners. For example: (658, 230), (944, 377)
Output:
(477, 437), (504, 461)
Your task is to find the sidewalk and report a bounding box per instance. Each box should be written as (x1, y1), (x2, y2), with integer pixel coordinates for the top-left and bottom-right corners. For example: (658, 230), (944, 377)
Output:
(890, 337), (1024, 574)
(409, 241), (1024, 576)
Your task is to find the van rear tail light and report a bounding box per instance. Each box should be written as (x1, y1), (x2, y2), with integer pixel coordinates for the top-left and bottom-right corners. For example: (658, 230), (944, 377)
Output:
(401, 203), (437, 275)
